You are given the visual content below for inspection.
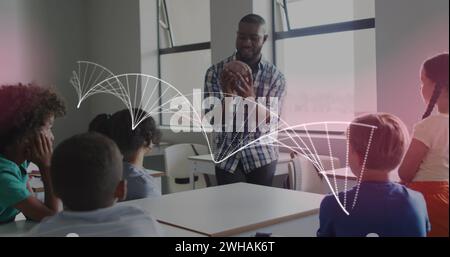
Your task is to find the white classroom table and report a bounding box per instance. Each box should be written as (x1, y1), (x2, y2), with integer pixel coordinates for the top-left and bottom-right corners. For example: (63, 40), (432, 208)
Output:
(0, 219), (202, 237)
(321, 167), (400, 182)
(188, 152), (293, 189)
(30, 170), (165, 194)
(145, 142), (170, 157)
(1, 183), (324, 237)
(320, 167), (358, 180)
(123, 182), (324, 237)
(320, 167), (357, 193)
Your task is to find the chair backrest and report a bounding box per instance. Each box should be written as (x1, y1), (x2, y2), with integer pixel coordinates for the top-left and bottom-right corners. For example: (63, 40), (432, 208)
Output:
(290, 153), (341, 194)
(164, 144), (209, 179)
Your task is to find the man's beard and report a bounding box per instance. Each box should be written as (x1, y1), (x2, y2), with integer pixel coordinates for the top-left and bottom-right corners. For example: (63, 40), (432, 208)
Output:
(237, 48), (261, 63)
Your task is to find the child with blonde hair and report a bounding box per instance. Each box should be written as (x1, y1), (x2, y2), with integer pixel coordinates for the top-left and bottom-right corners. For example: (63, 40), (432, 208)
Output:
(318, 113), (430, 237)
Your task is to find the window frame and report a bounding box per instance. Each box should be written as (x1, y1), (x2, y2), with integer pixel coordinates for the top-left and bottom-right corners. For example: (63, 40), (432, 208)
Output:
(270, 0), (376, 135)
(157, 0), (211, 126)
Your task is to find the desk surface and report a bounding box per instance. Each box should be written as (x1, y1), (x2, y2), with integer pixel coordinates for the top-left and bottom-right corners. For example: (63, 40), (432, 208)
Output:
(188, 152), (292, 163)
(3, 183), (323, 237)
(0, 220), (203, 237)
(30, 170), (165, 192)
(123, 182), (323, 237)
(145, 142), (170, 157)
(320, 167), (357, 180)
(146, 169), (165, 177)
(0, 220), (37, 237)
(320, 167), (400, 182)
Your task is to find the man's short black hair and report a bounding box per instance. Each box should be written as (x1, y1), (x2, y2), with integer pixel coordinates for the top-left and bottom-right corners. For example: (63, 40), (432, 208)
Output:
(51, 132), (123, 211)
(239, 14), (266, 27)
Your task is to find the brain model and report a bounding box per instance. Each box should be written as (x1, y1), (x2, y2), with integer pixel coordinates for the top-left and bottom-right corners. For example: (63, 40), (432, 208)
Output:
(223, 61), (252, 89)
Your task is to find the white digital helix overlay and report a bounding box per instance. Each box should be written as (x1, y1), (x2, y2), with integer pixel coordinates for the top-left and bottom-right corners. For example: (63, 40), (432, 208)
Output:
(70, 61), (377, 215)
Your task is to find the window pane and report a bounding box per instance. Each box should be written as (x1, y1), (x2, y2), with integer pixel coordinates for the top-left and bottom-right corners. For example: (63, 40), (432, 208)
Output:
(160, 49), (211, 126)
(277, 0), (375, 31)
(160, 0), (210, 47)
(276, 29), (376, 127)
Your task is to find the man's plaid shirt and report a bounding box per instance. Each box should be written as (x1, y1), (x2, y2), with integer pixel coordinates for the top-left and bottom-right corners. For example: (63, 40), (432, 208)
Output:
(204, 54), (286, 173)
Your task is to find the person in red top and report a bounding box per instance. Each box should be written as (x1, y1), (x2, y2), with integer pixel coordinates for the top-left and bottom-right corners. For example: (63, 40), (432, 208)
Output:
(399, 53), (449, 237)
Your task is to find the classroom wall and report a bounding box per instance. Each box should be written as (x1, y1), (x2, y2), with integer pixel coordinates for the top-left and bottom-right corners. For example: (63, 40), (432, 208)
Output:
(139, 0), (159, 97)
(160, 0), (272, 143)
(0, 0), (90, 145)
(210, 0), (273, 64)
(158, 0), (274, 147)
(285, 0), (449, 166)
(0, 0), (33, 85)
(253, 0), (273, 63)
(0, 0), (148, 144)
(375, 0), (449, 131)
(84, 0), (142, 122)
(210, 0), (253, 64)
(58, 0), (450, 170)
(2, 0), (448, 162)
(0, 0), (276, 148)
(251, 0), (449, 167)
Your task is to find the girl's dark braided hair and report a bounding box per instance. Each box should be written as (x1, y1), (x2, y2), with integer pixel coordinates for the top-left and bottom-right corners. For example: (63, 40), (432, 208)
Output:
(88, 108), (161, 158)
(421, 53), (449, 119)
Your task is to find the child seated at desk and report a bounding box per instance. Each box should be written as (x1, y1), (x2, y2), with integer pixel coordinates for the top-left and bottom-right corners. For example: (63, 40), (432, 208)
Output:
(27, 133), (162, 236)
(0, 83), (65, 223)
(317, 113), (430, 237)
(89, 109), (161, 200)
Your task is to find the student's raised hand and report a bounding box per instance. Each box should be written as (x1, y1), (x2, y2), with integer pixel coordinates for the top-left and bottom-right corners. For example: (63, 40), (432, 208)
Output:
(29, 132), (53, 170)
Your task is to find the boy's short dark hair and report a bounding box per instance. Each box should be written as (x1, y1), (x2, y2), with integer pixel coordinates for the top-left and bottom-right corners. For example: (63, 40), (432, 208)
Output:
(349, 113), (409, 171)
(51, 133), (123, 211)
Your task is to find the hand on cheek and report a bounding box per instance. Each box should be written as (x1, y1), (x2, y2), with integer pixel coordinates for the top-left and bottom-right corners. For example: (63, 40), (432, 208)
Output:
(29, 132), (53, 169)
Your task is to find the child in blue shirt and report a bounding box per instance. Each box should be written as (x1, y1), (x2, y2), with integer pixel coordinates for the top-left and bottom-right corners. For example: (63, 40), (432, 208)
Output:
(317, 113), (430, 237)
(89, 108), (161, 200)
(28, 133), (162, 236)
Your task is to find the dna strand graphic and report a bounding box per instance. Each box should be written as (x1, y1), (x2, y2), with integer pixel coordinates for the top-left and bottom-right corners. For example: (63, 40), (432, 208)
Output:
(70, 61), (377, 215)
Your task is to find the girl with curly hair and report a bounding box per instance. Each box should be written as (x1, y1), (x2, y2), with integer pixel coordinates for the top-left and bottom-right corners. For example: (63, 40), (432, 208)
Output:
(0, 83), (66, 223)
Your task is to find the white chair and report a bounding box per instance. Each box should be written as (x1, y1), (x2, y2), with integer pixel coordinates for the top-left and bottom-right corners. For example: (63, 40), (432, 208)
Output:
(164, 144), (209, 194)
(288, 152), (341, 194)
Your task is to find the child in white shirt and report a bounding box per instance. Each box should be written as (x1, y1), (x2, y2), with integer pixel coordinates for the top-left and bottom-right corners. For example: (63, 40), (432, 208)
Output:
(399, 53), (449, 237)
